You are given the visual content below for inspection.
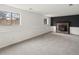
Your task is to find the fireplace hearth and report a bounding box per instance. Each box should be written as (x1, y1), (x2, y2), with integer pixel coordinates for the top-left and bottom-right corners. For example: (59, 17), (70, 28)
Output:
(56, 21), (70, 34)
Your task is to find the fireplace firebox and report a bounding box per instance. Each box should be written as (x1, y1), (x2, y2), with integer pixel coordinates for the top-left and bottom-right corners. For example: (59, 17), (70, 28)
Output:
(56, 21), (70, 34)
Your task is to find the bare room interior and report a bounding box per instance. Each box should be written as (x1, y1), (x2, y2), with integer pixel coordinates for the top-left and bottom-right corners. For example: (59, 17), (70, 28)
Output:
(0, 4), (79, 55)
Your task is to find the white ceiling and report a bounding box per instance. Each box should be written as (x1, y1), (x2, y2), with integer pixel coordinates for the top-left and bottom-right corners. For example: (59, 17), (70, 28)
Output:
(7, 4), (79, 17)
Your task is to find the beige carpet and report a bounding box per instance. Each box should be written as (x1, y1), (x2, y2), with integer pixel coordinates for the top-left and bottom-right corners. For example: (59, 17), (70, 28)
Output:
(0, 32), (79, 55)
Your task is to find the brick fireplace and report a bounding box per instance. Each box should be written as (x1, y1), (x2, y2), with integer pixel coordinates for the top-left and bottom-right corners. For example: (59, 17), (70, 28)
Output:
(56, 21), (70, 34)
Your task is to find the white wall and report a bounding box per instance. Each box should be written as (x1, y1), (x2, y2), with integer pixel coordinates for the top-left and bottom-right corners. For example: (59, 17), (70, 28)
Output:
(51, 26), (56, 32)
(70, 27), (79, 35)
(0, 5), (50, 48)
(51, 26), (79, 35)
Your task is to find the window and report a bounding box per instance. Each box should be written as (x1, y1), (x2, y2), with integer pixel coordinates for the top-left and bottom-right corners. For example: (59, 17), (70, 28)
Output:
(44, 18), (47, 24)
(0, 11), (20, 25)
(12, 13), (20, 25)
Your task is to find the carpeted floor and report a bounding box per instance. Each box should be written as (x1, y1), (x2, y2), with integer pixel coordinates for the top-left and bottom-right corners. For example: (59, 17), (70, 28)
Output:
(0, 32), (79, 55)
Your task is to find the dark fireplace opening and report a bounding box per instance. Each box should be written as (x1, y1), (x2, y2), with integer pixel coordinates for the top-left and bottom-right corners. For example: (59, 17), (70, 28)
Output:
(59, 25), (67, 31)
(56, 21), (70, 34)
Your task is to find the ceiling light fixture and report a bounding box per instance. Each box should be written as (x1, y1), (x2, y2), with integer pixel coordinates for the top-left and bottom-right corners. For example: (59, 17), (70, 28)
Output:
(68, 4), (73, 6)
(29, 8), (32, 10)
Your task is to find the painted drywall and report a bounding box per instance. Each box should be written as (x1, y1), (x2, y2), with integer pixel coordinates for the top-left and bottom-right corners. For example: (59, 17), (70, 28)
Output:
(50, 15), (79, 35)
(0, 4), (50, 48)
(51, 15), (79, 27)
